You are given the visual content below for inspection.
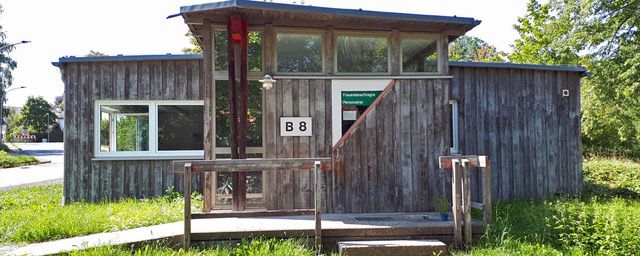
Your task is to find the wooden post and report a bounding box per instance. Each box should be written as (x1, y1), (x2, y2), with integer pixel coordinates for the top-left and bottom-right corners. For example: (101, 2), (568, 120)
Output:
(462, 160), (472, 247)
(480, 156), (492, 225)
(451, 159), (463, 248)
(314, 161), (322, 255)
(202, 19), (215, 213)
(183, 163), (192, 250)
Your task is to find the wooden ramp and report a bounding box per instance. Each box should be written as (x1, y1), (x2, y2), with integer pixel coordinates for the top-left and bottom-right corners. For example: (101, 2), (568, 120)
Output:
(190, 212), (484, 250)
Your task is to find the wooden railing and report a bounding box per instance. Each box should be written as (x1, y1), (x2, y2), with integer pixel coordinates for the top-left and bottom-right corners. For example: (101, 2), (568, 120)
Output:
(174, 158), (332, 254)
(439, 155), (492, 249)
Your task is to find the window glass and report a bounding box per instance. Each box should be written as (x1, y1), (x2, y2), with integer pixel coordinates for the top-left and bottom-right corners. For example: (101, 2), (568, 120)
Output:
(214, 30), (262, 72)
(99, 105), (149, 152)
(336, 35), (388, 73)
(402, 38), (438, 73)
(158, 105), (204, 151)
(277, 33), (322, 73)
(215, 80), (263, 148)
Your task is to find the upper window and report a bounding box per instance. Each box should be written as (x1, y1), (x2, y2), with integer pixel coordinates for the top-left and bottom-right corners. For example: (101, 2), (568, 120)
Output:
(214, 30), (262, 72)
(276, 32), (323, 73)
(95, 101), (204, 158)
(336, 35), (388, 73)
(402, 38), (438, 73)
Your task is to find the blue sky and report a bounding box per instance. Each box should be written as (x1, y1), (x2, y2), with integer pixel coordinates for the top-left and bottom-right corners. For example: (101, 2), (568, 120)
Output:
(1, 0), (531, 107)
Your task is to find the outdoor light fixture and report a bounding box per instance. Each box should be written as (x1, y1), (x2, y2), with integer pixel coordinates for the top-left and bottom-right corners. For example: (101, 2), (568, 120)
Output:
(259, 74), (276, 89)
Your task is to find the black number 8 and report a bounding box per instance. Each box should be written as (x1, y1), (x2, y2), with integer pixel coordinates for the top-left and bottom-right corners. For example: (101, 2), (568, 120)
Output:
(299, 121), (307, 131)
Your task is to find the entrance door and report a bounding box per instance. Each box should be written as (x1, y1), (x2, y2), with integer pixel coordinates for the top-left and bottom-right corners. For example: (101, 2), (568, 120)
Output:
(331, 80), (391, 146)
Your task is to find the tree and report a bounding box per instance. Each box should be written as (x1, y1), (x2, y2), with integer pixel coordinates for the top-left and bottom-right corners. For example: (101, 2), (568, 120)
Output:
(86, 50), (107, 57)
(0, 5), (17, 117)
(449, 36), (507, 62)
(21, 96), (56, 134)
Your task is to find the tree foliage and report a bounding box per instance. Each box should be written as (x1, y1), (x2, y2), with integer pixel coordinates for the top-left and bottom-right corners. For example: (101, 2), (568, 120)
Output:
(0, 5), (17, 105)
(510, 0), (640, 156)
(21, 96), (56, 134)
(449, 36), (507, 62)
(86, 50), (107, 57)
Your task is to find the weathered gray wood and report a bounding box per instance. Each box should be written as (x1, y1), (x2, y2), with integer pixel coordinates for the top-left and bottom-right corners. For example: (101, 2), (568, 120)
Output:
(414, 79), (428, 211)
(390, 29), (400, 75)
(298, 79), (312, 209)
(192, 209), (315, 219)
(481, 156), (492, 226)
(462, 163), (472, 247)
(184, 163), (192, 250)
(400, 80), (413, 211)
(451, 161), (462, 248)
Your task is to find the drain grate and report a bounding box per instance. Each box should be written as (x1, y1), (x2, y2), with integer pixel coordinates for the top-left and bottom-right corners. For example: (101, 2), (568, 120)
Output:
(354, 216), (395, 222)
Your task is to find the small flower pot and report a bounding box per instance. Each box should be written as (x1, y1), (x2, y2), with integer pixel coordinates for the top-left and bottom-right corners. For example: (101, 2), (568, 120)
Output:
(439, 213), (449, 221)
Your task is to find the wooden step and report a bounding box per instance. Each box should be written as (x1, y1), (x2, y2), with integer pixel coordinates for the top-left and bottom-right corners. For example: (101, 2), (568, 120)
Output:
(338, 239), (447, 256)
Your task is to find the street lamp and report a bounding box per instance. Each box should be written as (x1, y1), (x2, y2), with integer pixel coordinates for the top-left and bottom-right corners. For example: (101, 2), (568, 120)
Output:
(0, 86), (27, 142)
(0, 40), (31, 51)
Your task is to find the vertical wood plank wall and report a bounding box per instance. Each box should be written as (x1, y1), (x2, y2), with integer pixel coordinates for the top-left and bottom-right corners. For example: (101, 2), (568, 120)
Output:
(332, 79), (451, 213)
(450, 66), (583, 201)
(61, 59), (205, 203)
(61, 59), (583, 207)
(262, 79), (333, 211)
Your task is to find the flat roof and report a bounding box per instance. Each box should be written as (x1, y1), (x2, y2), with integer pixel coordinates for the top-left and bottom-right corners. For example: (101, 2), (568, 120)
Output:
(177, 0), (480, 26)
(449, 61), (588, 76)
(52, 54), (203, 67)
(52, 54), (587, 75)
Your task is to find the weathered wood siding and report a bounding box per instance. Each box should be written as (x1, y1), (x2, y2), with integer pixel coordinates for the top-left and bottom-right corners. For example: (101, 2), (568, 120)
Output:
(61, 59), (205, 203)
(262, 79), (333, 211)
(333, 79), (451, 213)
(450, 66), (583, 201)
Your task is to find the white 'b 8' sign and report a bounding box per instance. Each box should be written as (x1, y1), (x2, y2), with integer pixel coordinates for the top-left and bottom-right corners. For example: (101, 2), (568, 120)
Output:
(280, 117), (312, 136)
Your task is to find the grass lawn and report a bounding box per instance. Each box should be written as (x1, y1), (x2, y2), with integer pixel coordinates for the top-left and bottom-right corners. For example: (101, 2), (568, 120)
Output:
(64, 238), (319, 256)
(0, 148), (39, 168)
(0, 185), (200, 245)
(454, 158), (640, 256)
(4, 157), (640, 255)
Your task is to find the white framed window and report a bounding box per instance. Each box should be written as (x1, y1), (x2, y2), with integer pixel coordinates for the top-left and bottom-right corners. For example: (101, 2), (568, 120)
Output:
(275, 31), (324, 74)
(94, 100), (204, 159)
(335, 33), (389, 74)
(400, 34), (440, 74)
(449, 100), (459, 154)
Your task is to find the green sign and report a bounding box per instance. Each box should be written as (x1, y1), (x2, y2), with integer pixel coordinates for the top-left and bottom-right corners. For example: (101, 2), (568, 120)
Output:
(341, 91), (381, 106)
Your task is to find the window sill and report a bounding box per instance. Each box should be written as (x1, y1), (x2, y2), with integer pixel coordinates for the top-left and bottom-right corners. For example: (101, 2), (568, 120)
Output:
(92, 155), (204, 161)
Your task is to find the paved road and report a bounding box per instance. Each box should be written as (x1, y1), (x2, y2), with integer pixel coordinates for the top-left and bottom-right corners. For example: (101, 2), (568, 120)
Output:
(0, 142), (64, 191)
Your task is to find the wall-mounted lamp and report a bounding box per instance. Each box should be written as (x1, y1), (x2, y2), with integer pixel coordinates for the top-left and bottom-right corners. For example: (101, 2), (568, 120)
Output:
(259, 74), (276, 89)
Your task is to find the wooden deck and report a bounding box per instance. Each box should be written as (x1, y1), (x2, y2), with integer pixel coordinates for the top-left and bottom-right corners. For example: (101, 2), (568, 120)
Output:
(189, 212), (484, 250)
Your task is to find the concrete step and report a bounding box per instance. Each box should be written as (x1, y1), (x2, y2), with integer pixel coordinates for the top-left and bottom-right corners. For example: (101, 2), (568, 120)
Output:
(338, 239), (447, 256)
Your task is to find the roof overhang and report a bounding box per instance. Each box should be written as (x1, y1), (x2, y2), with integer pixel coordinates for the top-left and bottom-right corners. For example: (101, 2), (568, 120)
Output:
(174, 0), (481, 44)
(51, 54), (203, 67)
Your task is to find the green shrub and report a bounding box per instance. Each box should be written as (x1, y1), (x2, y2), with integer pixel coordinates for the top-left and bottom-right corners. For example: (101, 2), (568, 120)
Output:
(583, 158), (640, 198)
(459, 158), (640, 255)
(0, 150), (39, 168)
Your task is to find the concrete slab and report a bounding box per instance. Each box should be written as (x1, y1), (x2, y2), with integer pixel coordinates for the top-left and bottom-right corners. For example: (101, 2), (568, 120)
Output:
(339, 239), (447, 256)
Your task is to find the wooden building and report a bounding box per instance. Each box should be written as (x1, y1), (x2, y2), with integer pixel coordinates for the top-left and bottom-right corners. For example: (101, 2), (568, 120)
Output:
(54, 0), (586, 212)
